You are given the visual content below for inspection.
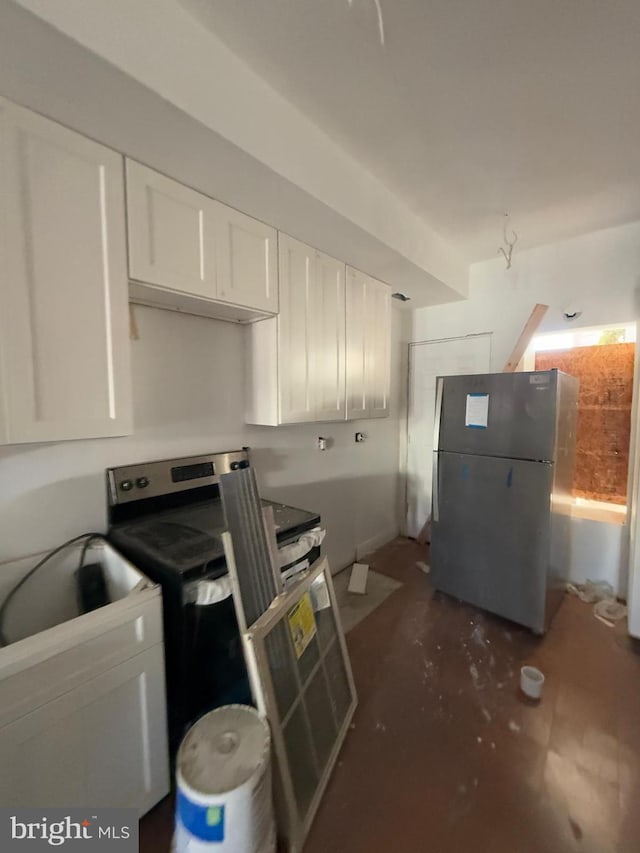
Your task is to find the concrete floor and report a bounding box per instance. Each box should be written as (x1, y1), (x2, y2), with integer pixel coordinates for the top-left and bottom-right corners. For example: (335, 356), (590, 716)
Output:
(141, 537), (640, 852)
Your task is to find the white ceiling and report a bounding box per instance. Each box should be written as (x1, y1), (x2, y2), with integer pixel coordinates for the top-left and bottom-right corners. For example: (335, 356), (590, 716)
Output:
(179, 0), (640, 261)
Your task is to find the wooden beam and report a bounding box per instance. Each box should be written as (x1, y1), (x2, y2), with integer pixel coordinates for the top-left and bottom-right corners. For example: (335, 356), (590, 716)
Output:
(503, 303), (548, 372)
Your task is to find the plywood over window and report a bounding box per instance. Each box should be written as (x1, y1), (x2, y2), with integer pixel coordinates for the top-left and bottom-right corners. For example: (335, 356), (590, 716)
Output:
(535, 343), (634, 505)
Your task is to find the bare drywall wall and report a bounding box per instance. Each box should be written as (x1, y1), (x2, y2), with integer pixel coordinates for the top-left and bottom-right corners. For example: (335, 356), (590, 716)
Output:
(413, 220), (640, 365)
(0, 305), (410, 574)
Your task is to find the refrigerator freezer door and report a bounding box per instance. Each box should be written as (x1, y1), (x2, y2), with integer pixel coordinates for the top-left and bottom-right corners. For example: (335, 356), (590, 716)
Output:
(431, 452), (553, 633)
(437, 372), (558, 462)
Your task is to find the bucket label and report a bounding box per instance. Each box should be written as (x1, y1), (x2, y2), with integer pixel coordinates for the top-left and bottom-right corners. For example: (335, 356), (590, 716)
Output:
(287, 592), (317, 659)
(177, 792), (225, 842)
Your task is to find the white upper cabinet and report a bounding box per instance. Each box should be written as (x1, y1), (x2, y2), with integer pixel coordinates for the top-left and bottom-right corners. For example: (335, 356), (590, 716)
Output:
(126, 160), (218, 299)
(345, 268), (369, 419)
(126, 160), (278, 320)
(277, 234), (315, 423)
(312, 250), (346, 422)
(246, 234), (346, 425)
(216, 206), (278, 314)
(346, 267), (391, 419)
(365, 274), (392, 417)
(0, 98), (132, 444)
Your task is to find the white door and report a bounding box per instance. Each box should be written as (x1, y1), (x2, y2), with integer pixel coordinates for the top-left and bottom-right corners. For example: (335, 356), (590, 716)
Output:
(311, 250), (346, 421)
(0, 97), (132, 444)
(365, 277), (391, 418)
(126, 159), (218, 298)
(216, 205), (278, 313)
(278, 234), (314, 423)
(0, 646), (169, 816)
(406, 334), (492, 538)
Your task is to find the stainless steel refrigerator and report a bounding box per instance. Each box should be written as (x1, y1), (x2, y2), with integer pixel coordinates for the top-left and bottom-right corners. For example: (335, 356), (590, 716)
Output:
(430, 369), (578, 634)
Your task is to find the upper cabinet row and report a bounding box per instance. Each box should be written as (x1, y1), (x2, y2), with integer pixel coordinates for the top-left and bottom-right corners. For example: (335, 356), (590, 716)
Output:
(246, 235), (391, 425)
(0, 97), (391, 445)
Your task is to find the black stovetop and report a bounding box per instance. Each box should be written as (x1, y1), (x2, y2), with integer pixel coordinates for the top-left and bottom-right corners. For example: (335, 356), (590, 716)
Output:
(108, 498), (320, 582)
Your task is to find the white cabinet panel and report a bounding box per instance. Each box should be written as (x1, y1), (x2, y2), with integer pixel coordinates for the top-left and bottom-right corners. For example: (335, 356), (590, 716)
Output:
(0, 646), (169, 815)
(216, 206), (278, 313)
(0, 97), (132, 443)
(312, 251), (346, 421)
(366, 276), (391, 418)
(346, 267), (391, 419)
(277, 234), (314, 423)
(126, 159), (217, 299)
(346, 268), (368, 419)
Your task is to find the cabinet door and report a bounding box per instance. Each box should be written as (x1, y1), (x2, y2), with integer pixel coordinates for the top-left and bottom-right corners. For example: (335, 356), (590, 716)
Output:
(126, 159), (217, 298)
(0, 98), (132, 443)
(312, 250), (346, 421)
(345, 267), (369, 419)
(216, 205), (278, 313)
(365, 276), (391, 417)
(0, 646), (169, 816)
(278, 234), (315, 423)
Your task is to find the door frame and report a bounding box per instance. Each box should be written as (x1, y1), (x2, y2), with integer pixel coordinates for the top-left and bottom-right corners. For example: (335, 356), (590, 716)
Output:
(404, 332), (493, 537)
(626, 323), (640, 634)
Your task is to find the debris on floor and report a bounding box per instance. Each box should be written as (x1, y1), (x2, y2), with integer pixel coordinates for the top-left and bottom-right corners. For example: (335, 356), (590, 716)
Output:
(593, 597), (627, 623)
(416, 561), (430, 574)
(567, 579), (613, 603)
(348, 562), (369, 594)
(520, 665), (545, 700)
(567, 580), (627, 624)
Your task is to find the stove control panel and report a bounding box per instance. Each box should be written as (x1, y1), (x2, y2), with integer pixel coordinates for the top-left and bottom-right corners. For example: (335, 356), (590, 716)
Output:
(107, 449), (250, 505)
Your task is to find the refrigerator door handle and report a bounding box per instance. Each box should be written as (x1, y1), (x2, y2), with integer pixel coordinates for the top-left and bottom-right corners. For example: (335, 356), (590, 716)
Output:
(433, 376), (444, 452)
(432, 450), (439, 523)
(432, 377), (443, 523)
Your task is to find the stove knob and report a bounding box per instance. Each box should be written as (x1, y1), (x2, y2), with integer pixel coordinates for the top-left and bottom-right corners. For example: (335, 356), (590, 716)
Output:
(136, 477), (150, 489)
(120, 479), (133, 492)
(230, 460), (249, 471)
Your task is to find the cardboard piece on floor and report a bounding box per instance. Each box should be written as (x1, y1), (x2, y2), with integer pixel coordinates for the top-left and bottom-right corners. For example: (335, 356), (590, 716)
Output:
(348, 563), (369, 594)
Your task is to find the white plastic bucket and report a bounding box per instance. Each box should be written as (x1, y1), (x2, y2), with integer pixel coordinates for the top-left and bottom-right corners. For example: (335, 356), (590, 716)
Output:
(173, 705), (275, 853)
(520, 666), (545, 700)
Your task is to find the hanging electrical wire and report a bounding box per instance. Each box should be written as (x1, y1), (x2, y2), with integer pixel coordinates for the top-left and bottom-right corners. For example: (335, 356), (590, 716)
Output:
(347, 0), (385, 47)
(498, 213), (518, 269)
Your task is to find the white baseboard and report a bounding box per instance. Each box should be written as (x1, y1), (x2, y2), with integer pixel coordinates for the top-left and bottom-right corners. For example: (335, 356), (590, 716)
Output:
(356, 525), (399, 561)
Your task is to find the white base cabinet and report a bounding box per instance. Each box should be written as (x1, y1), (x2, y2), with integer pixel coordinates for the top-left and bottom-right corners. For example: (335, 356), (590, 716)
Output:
(126, 160), (278, 321)
(0, 545), (170, 816)
(0, 97), (132, 444)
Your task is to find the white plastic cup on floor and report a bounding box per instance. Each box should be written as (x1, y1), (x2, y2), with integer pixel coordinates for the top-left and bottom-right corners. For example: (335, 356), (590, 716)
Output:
(520, 666), (545, 700)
